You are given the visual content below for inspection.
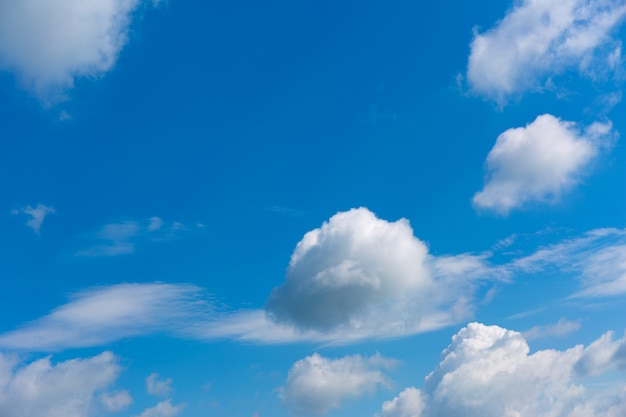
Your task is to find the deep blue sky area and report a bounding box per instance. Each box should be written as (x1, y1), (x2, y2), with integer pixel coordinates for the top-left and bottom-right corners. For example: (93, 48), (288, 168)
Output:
(2, 1), (626, 416)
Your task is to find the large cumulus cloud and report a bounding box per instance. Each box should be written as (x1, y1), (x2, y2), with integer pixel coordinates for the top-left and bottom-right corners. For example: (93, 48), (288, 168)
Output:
(266, 208), (496, 337)
(379, 322), (626, 417)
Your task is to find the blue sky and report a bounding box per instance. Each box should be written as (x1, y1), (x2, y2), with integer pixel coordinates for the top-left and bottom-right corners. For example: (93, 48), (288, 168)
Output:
(2, 0), (626, 416)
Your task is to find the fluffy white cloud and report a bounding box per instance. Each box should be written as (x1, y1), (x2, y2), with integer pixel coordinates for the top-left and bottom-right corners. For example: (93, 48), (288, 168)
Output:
(135, 400), (184, 417)
(101, 390), (133, 412)
(466, 0), (626, 103)
(473, 114), (613, 214)
(280, 353), (394, 416)
(379, 322), (626, 417)
(146, 373), (173, 396)
(379, 387), (426, 417)
(11, 203), (55, 234)
(0, 0), (148, 103)
(0, 351), (126, 417)
(266, 208), (497, 336)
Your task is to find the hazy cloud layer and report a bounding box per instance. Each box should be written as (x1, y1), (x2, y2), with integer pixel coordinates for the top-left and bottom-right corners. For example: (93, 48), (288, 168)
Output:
(473, 114), (613, 214)
(379, 322), (626, 417)
(0, 0), (151, 103)
(0, 351), (126, 417)
(280, 353), (394, 416)
(467, 0), (626, 103)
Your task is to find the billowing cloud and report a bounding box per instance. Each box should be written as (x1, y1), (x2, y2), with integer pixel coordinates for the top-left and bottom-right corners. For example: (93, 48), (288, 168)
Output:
(11, 203), (55, 234)
(0, 351), (126, 417)
(473, 114), (613, 214)
(280, 353), (394, 416)
(0, 0), (153, 103)
(379, 322), (626, 417)
(146, 373), (173, 396)
(466, 0), (626, 103)
(135, 400), (185, 417)
(266, 208), (497, 336)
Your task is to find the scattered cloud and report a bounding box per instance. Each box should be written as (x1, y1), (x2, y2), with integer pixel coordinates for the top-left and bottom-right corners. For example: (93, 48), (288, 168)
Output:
(523, 318), (582, 340)
(146, 373), (173, 396)
(266, 207), (499, 336)
(0, 0), (156, 104)
(466, 0), (626, 104)
(134, 399), (184, 417)
(280, 353), (394, 416)
(101, 390), (133, 412)
(77, 216), (199, 257)
(473, 114), (614, 215)
(11, 203), (55, 234)
(0, 351), (125, 417)
(379, 322), (626, 417)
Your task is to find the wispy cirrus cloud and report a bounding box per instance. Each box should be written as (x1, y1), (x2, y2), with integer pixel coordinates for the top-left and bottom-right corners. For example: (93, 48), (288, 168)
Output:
(466, 0), (626, 104)
(11, 203), (55, 234)
(76, 216), (199, 257)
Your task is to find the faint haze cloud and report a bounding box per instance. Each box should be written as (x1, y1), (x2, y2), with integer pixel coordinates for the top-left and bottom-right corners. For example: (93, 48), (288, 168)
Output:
(12, 203), (55, 235)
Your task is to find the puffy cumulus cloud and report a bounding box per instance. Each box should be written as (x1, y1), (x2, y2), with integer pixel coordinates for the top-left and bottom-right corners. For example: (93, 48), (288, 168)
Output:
(135, 399), (185, 417)
(466, 0), (626, 103)
(0, 0), (141, 103)
(0, 351), (127, 417)
(473, 114), (613, 215)
(280, 353), (394, 416)
(11, 203), (55, 234)
(101, 390), (133, 412)
(379, 322), (626, 417)
(379, 387), (426, 417)
(146, 373), (173, 396)
(266, 208), (497, 337)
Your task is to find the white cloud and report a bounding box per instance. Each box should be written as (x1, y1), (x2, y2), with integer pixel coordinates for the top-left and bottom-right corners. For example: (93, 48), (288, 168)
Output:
(0, 0), (148, 104)
(510, 227), (626, 297)
(379, 322), (626, 417)
(473, 114), (613, 214)
(266, 208), (498, 336)
(146, 373), (173, 396)
(466, 0), (626, 103)
(280, 353), (394, 416)
(135, 400), (184, 417)
(0, 351), (125, 417)
(379, 387), (426, 417)
(148, 216), (164, 232)
(101, 390), (133, 412)
(12, 203), (55, 234)
(523, 318), (581, 340)
(0, 283), (211, 351)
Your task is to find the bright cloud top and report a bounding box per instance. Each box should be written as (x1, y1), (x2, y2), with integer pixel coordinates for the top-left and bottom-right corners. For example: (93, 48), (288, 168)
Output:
(0, 351), (128, 417)
(280, 353), (394, 416)
(0, 0), (145, 103)
(266, 207), (495, 336)
(11, 203), (55, 234)
(467, 0), (626, 103)
(473, 114), (613, 214)
(380, 322), (626, 417)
